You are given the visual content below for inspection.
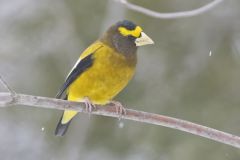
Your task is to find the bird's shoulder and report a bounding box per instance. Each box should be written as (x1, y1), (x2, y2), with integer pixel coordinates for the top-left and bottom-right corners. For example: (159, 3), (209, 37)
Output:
(80, 40), (123, 60)
(79, 41), (106, 60)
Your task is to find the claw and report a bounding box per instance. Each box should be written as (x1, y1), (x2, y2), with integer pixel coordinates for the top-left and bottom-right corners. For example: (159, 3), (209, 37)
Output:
(110, 101), (126, 120)
(83, 97), (96, 113)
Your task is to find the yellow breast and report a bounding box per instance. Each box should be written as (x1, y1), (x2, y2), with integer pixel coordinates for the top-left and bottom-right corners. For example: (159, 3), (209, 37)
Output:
(67, 41), (136, 104)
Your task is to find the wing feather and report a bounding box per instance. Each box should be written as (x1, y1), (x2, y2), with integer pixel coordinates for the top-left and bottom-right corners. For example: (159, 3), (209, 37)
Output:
(56, 54), (94, 99)
(55, 42), (103, 99)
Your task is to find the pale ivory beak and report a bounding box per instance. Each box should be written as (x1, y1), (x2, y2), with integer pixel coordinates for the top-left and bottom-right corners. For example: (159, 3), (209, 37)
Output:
(135, 32), (154, 46)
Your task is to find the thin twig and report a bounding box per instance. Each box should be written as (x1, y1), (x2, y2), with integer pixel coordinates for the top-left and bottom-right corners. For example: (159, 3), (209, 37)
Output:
(118, 0), (224, 19)
(0, 92), (239, 148)
(0, 76), (16, 95)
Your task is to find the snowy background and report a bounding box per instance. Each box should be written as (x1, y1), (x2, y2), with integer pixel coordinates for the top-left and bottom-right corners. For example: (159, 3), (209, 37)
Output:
(0, 0), (240, 159)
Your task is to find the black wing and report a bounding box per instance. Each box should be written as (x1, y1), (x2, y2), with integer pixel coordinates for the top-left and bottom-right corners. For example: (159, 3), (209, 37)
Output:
(56, 54), (94, 99)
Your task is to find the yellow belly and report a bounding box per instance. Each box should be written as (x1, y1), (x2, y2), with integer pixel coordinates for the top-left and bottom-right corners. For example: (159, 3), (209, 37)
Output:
(67, 44), (136, 105)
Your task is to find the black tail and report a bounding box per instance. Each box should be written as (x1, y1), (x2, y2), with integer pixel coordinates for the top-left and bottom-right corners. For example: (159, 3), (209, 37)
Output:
(55, 115), (72, 136)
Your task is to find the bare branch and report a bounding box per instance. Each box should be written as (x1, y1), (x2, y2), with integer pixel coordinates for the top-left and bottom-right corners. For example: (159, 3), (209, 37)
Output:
(0, 92), (239, 148)
(0, 76), (16, 95)
(118, 0), (224, 19)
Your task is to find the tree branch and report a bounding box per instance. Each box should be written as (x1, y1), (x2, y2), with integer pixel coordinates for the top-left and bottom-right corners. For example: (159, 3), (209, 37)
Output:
(0, 92), (239, 148)
(117, 0), (224, 19)
(0, 76), (16, 95)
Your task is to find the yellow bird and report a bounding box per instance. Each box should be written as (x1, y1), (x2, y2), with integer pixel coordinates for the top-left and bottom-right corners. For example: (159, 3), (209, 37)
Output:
(55, 20), (154, 136)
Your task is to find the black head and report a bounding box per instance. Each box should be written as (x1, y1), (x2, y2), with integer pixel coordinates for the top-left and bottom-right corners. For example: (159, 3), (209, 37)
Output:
(116, 20), (138, 31)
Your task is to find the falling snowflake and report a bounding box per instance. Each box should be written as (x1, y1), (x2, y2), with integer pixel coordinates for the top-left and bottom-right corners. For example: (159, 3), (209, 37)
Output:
(209, 51), (212, 56)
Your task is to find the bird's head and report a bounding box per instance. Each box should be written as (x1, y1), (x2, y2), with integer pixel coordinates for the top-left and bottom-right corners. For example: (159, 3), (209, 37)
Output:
(101, 20), (154, 55)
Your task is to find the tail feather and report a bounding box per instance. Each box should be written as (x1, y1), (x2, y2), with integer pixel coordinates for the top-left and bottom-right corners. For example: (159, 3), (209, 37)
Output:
(55, 115), (72, 136)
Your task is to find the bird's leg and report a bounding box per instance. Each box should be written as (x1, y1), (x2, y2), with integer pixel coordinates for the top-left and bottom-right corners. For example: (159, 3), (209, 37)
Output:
(110, 101), (127, 120)
(83, 97), (96, 113)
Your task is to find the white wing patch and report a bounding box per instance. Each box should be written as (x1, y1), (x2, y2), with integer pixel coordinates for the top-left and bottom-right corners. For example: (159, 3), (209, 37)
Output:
(66, 58), (82, 79)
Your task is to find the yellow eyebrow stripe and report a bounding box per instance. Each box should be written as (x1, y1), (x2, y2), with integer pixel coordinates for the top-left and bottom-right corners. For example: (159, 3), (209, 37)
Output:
(118, 26), (142, 38)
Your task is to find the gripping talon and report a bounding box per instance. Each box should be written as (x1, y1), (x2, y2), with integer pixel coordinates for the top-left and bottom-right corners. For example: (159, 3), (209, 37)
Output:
(111, 101), (126, 120)
(84, 97), (96, 113)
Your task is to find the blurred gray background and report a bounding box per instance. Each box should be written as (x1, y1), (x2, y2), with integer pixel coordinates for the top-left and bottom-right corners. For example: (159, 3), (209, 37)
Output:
(0, 0), (240, 159)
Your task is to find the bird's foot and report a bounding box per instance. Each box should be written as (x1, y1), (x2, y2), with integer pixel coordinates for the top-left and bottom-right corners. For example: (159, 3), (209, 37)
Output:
(83, 97), (96, 113)
(110, 101), (126, 120)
